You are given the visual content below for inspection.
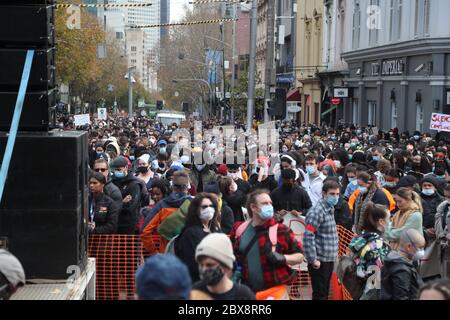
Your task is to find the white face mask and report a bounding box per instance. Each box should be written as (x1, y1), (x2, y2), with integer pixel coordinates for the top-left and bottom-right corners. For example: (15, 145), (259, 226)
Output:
(200, 207), (215, 222)
(413, 249), (425, 262)
(230, 182), (238, 192)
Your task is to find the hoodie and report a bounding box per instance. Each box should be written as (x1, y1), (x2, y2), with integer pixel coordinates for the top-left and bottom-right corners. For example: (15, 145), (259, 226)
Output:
(380, 251), (423, 300)
(142, 192), (193, 229)
(111, 173), (142, 232)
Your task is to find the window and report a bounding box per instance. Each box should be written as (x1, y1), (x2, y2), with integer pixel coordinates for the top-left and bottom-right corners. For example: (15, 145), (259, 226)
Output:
(391, 101), (398, 129)
(416, 103), (424, 131)
(368, 101), (377, 126)
(390, 0), (403, 41)
(131, 46), (137, 52)
(116, 32), (123, 39)
(352, 0), (361, 49)
(369, 0), (380, 46)
(415, 0), (431, 38)
(352, 99), (359, 125)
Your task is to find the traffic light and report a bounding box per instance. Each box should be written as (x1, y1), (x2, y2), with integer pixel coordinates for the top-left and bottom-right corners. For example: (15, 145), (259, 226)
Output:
(156, 100), (163, 110)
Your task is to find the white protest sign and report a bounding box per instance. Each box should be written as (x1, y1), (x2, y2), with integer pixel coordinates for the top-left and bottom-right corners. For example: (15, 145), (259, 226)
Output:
(430, 113), (450, 132)
(74, 114), (91, 126)
(97, 108), (107, 120)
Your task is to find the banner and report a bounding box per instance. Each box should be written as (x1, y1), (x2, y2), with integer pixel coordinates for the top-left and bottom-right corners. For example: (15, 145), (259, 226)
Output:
(206, 49), (222, 85)
(97, 108), (107, 120)
(430, 113), (450, 132)
(74, 114), (91, 126)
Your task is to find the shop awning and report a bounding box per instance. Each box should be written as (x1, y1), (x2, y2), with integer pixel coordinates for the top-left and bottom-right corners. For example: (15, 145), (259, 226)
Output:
(287, 89), (301, 102)
(321, 105), (337, 117)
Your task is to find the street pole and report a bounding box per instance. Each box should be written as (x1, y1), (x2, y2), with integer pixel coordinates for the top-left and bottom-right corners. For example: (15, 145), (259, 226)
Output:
(128, 68), (133, 118)
(246, 0), (258, 131)
(264, 0), (276, 123)
(230, 3), (236, 124)
(220, 22), (225, 122)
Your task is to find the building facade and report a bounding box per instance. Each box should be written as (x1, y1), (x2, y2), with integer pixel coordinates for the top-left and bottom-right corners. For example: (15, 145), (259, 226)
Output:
(256, 0), (269, 89)
(125, 29), (146, 82)
(341, 0), (450, 133)
(295, 0), (324, 125)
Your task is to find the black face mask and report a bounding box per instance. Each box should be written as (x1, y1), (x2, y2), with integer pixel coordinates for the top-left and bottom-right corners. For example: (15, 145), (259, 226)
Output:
(136, 166), (149, 174)
(199, 265), (224, 286)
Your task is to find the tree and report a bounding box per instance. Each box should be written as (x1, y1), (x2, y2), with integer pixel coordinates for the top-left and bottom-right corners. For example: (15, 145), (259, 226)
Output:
(230, 72), (264, 121)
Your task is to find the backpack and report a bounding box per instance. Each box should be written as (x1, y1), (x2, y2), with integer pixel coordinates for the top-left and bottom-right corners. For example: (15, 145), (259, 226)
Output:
(165, 234), (179, 255)
(336, 254), (365, 300)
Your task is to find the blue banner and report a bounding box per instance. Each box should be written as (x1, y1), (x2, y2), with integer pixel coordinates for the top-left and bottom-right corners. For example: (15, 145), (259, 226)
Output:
(206, 49), (223, 86)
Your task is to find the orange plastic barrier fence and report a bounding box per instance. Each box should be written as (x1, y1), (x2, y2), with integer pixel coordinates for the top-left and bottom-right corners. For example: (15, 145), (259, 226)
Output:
(88, 225), (355, 300)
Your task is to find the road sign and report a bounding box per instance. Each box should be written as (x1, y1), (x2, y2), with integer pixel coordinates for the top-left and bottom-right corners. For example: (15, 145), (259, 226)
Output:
(333, 88), (349, 98)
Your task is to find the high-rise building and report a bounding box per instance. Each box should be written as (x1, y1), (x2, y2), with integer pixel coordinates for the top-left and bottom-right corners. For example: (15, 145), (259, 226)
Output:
(160, 0), (170, 38)
(125, 29), (146, 82)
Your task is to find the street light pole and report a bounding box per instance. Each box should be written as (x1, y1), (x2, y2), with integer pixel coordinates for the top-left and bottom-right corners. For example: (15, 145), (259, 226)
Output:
(127, 66), (136, 118)
(246, 0), (258, 131)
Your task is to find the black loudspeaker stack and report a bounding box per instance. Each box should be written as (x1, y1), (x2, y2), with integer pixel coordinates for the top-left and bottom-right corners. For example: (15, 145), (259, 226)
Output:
(268, 88), (287, 119)
(0, 1), (89, 280)
(0, 131), (89, 279)
(0, 0), (56, 131)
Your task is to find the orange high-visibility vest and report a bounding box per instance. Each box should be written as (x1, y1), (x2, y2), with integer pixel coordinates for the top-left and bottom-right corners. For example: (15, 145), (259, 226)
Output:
(348, 188), (396, 214)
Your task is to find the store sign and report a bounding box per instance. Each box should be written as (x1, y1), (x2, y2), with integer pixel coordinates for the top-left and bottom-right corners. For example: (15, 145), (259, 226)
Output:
(430, 113), (450, 132)
(276, 75), (294, 84)
(287, 104), (301, 113)
(333, 88), (349, 98)
(371, 59), (404, 76)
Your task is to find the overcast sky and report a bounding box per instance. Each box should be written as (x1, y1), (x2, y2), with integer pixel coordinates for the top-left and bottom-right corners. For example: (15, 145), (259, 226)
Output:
(170, 0), (192, 23)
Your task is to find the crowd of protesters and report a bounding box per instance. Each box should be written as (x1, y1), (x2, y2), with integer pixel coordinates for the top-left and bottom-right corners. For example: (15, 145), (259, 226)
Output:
(4, 112), (450, 300)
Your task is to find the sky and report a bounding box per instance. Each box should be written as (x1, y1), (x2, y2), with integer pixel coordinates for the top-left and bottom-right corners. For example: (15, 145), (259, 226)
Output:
(170, 0), (192, 23)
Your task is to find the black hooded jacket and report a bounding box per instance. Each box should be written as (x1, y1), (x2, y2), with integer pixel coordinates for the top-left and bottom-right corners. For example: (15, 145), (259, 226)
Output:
(381, 251), (423, 300)
(111, 172), (142, 232)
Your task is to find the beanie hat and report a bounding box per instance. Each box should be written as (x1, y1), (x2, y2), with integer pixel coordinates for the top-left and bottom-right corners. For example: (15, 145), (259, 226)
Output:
(138, 154), (151, 165)
(110, 156), (129, 168)
(195, 233), (235, 270)
(397, 175), (418, 189)
(135, 254), (191, 300)
(170, 162), (184, 171)
(217, 164), (228, 176)
(421, 176), (439, 189)
(0, 249), (25, 288)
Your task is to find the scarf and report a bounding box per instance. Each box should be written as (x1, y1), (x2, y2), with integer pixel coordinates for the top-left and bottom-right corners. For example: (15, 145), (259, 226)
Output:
(354, 182), (378, 235)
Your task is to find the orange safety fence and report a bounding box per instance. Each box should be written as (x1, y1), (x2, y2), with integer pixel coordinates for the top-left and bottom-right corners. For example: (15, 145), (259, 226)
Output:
(88, 225), (356, 300)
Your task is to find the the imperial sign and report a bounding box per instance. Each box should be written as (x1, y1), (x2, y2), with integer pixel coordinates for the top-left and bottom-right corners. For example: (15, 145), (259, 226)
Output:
(372, 59), (404, 76)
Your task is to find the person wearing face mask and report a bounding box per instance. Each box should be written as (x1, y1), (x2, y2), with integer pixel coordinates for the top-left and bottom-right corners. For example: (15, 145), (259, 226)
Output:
(381, 229), (425, 300)
(303, 181), (340, 300)
(271, 169), (312, 217)
(219, 174), (247, 222)
(300, 155), (326, 207)
(189, 162), (217, 194)
(343, 165), (359, 200)
(386, 188), (424, 251)
(249, 157), (278, 192)
(347, 202), (391, 300)
(135, 154), (156, 191)
(193, 233), (255, 300)
(352, 172), (392, 235)
(174, 193), (222, 282)
(230, 190), (304, 295)
(420, 177), (443, 242)
(110, 156), (142, 234)
(157, 140), (168, 155)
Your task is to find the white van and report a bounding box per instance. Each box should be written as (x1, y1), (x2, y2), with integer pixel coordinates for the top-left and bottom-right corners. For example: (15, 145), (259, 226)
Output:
(155, 112), (186, 126)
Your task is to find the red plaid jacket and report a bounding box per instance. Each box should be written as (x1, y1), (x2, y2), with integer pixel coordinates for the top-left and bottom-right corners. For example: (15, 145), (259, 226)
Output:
(230, 218), (303, 291)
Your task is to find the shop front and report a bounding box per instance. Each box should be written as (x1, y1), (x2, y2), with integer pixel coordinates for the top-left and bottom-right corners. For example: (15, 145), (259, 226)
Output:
(341, 38), (450, 133)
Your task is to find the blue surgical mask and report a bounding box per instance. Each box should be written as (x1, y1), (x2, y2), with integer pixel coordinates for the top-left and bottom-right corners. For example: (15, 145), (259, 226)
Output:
(306, 165), (316, 175)
(422, 188), (435, 196)
(159, 147), (166, 153)
(372, 156), (380, 162)
(414, 135), (420, 141)
(349, 155), (353, 161)
(359, 186), (368, 194)
(348, 177), (357, 185)
(384, 182), (396, 188)
(114, 171), (126, 179)
(129, 155), (135, 161)
(357, 130), (362, 135)
(259, 205), (274, 220)
(326, 195), (339, 207)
